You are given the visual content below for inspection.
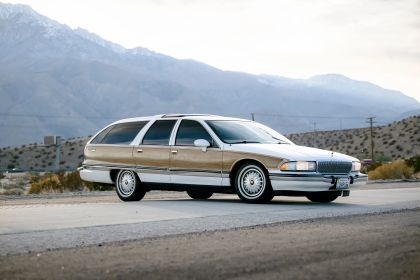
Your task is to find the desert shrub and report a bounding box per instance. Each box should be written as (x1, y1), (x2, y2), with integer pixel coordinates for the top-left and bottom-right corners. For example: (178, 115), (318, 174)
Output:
(0, 172), (4, 179)
(368, 160), (414, 180)
(83, 181), (114, 191)
(28, 174), (62, 194)
(59, 171), (84, 192)
(3, 188), (24, 195)
(406, 156), (420, 173)
(362, 162), (383, 173)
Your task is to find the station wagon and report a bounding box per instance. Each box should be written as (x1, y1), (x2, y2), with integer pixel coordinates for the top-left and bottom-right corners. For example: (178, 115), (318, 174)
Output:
(79, 114), (367, 203)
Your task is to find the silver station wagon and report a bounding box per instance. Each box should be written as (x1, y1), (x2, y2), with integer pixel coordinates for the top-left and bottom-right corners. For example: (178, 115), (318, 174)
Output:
(79, 114), (367, 203)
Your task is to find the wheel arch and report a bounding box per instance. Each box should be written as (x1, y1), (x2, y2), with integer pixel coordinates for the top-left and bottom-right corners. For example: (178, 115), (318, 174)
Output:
(229, 158), (269, 187)
(110, 169), (120, 183)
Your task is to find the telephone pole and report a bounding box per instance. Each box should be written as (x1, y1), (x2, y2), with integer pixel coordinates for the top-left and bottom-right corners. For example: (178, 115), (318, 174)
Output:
(366, 117), (376, 161)
(250, 113), (255, 121)
(312, 121), (317, 147)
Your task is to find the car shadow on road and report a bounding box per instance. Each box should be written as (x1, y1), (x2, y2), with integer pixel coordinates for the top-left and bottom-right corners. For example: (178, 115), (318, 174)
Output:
(143, 197), (357, 207)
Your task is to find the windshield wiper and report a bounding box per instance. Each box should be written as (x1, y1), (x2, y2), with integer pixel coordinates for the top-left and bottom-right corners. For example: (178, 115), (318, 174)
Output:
(228, 140), (261, 144)
(271, 136), (288, 144)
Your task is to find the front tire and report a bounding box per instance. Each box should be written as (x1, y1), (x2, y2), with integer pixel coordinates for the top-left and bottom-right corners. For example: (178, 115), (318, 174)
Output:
(306, 192), (339, 203)
(235, 163), (274, 203)
(116, 170), (146, 201)
(186, 190), (213, 200)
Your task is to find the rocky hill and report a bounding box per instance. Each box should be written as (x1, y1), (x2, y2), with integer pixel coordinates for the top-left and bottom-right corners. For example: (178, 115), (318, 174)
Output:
(1, 3), (419, 147)
(0, 116), (418, 172)
(287, 115), (419, 161)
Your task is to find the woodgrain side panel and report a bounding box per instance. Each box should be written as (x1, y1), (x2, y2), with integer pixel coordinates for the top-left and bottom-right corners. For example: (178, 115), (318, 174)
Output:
(222, 151), (283, 172)
(83, 144), (135, 166)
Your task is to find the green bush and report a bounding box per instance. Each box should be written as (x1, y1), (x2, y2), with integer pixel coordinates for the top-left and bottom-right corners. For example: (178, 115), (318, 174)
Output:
(405, 156), (420, 173)
(368, 160), (414, 180)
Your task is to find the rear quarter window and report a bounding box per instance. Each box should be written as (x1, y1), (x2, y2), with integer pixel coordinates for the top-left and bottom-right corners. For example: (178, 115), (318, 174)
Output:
(92, 121), (148, 145)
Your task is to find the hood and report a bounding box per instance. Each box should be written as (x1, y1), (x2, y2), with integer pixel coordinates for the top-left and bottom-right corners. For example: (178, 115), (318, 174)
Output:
(227, 143), (358, 162)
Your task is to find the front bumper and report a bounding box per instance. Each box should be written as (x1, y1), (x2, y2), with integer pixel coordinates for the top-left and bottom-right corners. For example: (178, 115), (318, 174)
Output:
(269, 172), (368, 192)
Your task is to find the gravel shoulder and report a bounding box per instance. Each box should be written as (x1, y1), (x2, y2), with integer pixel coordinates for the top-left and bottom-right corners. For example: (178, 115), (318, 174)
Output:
(1, 209), (419, 279)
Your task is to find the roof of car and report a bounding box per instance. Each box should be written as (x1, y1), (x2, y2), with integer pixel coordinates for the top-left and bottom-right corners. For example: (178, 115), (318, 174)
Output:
(112, 114), (251, 124)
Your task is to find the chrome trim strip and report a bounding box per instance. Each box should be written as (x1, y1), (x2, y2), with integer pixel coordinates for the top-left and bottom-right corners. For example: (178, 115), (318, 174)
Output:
(82, 164), (229, 178)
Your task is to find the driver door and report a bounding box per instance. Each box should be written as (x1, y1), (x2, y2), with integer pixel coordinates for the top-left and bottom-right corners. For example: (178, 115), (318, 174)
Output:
(170, 120), (223, 185)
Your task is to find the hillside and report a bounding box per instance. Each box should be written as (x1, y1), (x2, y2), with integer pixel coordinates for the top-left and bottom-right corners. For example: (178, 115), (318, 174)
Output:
(0, 115), (418, 172)
(287, 115), (420, 161)
(0, 3), (419, 147)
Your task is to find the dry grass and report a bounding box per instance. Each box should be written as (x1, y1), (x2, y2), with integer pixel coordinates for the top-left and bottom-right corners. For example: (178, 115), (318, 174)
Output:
(368, 160), (414, 180)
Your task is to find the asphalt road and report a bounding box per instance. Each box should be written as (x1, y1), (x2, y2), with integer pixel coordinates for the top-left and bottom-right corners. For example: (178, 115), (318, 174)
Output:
(0, 182), (419, 257)
(1, 209), (419, 279)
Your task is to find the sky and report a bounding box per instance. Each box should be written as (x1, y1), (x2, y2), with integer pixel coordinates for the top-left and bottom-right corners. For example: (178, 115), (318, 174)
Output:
(6, 0), (420, 102)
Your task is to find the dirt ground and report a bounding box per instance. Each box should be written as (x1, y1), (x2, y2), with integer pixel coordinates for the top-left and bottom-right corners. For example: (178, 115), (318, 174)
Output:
(1, 209), (419, 279)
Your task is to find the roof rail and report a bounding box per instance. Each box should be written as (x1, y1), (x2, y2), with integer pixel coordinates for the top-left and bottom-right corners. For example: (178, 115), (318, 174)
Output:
(161, 113), (214, 118)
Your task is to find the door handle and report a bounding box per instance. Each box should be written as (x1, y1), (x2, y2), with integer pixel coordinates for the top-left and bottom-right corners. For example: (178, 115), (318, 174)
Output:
(137, 149), (143, 153)
(171, 150), (178, 154)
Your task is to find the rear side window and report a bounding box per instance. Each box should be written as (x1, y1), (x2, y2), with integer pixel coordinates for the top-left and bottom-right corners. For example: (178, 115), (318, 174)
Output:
(142, 120), (177, 145)
(99, 121), (148, 145)
(90, 126), (114, 144)
(176, 120), (215, 147)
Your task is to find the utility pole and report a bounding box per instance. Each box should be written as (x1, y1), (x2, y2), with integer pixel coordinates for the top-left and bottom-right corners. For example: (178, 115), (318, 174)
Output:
(366, 117), (376, 161)
(339, 118), (343, 130)
(55, 136), (61, 171)
(312, 121), (317, 147)
(251, 113), (255, 121)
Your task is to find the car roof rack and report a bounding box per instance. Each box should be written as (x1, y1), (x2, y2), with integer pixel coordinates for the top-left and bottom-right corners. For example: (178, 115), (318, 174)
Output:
(161, 113), (214, 118)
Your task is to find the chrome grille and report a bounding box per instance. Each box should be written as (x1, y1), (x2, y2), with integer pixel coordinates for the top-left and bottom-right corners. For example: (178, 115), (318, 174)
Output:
(317, 161), (352, 174)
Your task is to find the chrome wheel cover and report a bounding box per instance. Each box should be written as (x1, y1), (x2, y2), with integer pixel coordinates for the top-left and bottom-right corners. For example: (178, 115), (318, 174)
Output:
(117, 170), (136, 197)
(237, 165), (266, 199)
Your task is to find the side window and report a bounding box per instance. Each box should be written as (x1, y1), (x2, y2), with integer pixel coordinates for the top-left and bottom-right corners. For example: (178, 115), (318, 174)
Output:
(90, 125), (114, 144)
(142, 120), (177, 146)
(100, 121), (148, 145)
(175, 120), (215, 147)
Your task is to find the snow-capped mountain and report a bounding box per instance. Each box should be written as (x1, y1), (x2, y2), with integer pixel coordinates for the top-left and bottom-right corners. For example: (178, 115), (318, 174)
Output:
(0, 2), (419, 147)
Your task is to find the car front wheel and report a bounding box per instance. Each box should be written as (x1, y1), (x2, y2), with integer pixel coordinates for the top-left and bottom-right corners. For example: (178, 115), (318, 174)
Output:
(306, 192), (339, 203)
(116, 170), (146, 201)
(235, 163), (274, 203)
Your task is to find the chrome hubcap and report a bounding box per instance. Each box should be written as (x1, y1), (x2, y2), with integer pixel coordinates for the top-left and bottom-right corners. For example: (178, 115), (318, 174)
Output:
(238, 166), (265, 198)
(117, 171), (136, 197)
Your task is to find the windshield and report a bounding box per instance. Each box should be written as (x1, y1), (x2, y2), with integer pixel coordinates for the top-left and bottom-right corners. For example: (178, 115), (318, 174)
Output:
(206, 120), (293, 145)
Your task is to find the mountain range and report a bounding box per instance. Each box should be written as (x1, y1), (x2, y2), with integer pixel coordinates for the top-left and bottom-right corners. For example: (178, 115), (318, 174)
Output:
(0, 3), (419, 147)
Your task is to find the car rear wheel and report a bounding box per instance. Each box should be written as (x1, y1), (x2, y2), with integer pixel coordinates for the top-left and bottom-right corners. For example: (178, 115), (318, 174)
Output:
(235, 163), (274, 203)
(306, 192), (339, 203)
(116, 170), (146, 201)
(186, 190), (213, 200)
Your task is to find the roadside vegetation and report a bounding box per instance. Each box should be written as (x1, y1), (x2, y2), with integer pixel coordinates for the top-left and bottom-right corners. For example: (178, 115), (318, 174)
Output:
(367, 156), (418, 180)
(28, 171), (113, 194)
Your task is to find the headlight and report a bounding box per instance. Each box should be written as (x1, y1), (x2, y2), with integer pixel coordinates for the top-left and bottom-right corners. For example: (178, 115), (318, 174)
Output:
(352, 161), (361, 172)
(280, 161), (316, 172)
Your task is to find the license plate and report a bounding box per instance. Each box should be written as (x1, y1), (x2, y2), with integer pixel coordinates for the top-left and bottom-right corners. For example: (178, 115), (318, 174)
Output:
(336, 178), (350, 189)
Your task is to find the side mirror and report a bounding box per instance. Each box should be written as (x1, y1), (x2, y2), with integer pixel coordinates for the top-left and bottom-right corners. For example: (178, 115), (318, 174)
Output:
(194, 139), (210, 152)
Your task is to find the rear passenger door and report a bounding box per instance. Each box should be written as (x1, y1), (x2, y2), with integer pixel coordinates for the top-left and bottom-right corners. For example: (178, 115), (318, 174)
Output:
(170, 120), (223, 185)
(84, 121), (148, 168)
(133, 119), (177, 184)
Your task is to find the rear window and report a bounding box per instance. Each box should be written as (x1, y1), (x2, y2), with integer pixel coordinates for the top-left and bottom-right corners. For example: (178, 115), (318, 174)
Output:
(142, 120), (177, 145)
(93, 121), (148, 145)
